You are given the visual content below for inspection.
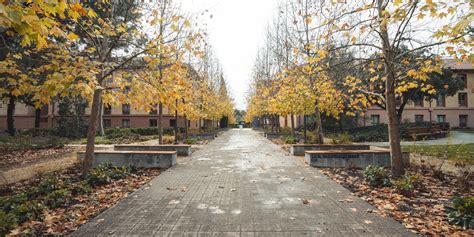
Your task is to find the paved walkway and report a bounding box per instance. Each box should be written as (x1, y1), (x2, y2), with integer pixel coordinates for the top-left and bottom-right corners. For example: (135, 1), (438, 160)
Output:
(74, 129), (413, 236)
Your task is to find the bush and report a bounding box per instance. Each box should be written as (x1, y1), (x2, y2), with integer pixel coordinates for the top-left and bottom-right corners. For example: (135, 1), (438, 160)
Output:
(393, 174), (422, 196)
(284, 136), (297, 144)
(20, 128), (55, 137)
(184, 137), (200, 144)
(69, 181), (93, 195)
(447, 196), (474, 230)
(0, 210), (17, 235)
(0, 136), (65, 152)
(330, 132), (351, 144)
(87, 163), (130, 187)
(363, 165), (391, 187)
(10, 200), (45, 222)
(44, 189), (71, 208)
(37, 173), (64, 195)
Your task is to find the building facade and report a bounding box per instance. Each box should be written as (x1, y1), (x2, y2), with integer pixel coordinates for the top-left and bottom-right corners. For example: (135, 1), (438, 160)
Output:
(0, 102), (207, 132)
(362, 60), (474, 128)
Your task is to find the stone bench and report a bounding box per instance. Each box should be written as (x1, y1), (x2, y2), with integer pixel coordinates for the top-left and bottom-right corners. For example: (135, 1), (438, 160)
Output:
(114, 144), (191, 156)
(305, 150), (409, 168)
(291, 144), (371, 156)
(77, 151), (177, 168)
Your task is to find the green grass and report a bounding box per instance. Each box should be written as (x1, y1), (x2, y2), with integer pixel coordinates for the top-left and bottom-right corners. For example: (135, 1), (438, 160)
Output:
(402, 143), (474, 165)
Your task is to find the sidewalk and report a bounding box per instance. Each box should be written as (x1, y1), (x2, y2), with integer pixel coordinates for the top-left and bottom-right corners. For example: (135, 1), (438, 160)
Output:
(73, 129), (413, 236)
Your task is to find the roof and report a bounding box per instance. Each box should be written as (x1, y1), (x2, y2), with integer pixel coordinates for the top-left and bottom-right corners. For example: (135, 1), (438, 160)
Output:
(442, 59), (474, 71)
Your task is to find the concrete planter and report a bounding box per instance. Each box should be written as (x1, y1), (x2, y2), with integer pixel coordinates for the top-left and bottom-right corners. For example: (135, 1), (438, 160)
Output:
(305, 149), (409, 168)
(77, 151), (177, 168)
(114, 144), (191, 156)
(291, 144), (371, 156)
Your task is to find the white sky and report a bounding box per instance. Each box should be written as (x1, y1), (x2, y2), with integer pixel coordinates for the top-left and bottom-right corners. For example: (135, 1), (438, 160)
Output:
(181, 0), (279, 110)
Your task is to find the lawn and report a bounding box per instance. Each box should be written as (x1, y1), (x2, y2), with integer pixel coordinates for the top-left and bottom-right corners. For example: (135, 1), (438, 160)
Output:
(402, 143), (474, 165)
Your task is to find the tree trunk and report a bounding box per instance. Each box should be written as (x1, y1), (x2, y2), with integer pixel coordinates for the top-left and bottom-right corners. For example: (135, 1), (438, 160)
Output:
(98, 99), (105, 136)
(7, 96), (15, 136)
(290, 113), (295, 137)
(158, 102), (163, 144)
(83, 88), (102, 173)
(314, 106), (324, 144)
(174, 99), (178, 144)
(303, 115), (307, 143)
(378, 0), (404, 177)
(34, 108), (41, 128)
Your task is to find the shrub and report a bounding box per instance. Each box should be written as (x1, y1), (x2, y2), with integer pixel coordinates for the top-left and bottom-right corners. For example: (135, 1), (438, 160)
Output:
(330, 132), (351, 144)
(447, 196), (474, 230)
(0, 210), (17, 235)
(10, 200), (45, 222)
(20, 128), (55, 137)
(87, 163), (130, 187)
(162, 135), (175, 144)
(284, 136), (297, 144)
(69, 181), (93, 195)
(44, 189), (71, 208)
(393, 174), (423, 196)
(37, 173), (63, 195)
(363, 165), (391, 187)
(184, 137), (200, 144)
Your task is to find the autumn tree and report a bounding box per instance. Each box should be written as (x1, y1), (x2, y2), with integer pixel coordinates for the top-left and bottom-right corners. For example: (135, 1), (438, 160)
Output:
(314, 0), (472, 177)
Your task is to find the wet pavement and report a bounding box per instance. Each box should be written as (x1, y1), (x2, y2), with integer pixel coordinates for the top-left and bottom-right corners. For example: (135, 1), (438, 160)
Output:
(73, 129), (413, 236)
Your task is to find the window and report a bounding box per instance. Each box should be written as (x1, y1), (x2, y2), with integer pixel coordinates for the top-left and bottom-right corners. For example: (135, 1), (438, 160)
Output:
(370, 115), (380, 125)
(122, 104), (131, 115)
(103, 119), (112, 128)
(40, 105), (49, 116)
(458, 74), (467, 89)
(170, 119), (176, 127)
(122, 119), (130, 128)
(436, 94), (446, 107)
(437, 115), (446, 123)
(414, 97), (424, 107)
(415, 115), (424, 123)
(149, 105), (157, 115)
(458, 93), (468, 107)
(149, 119), (157, 127)
(459, 115), (468, 128)
(104, 104), (112, 115)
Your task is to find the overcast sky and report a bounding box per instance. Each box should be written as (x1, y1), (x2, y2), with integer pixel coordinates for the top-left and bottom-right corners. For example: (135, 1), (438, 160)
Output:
(181, 0), (279, 110)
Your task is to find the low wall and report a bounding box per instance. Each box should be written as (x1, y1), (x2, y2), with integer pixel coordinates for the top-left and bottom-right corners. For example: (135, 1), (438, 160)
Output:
(305, 150), (409, 168)
(77, 151), (177, 168)
(291, 144), (371, 156)
(114, 144), (191, 156)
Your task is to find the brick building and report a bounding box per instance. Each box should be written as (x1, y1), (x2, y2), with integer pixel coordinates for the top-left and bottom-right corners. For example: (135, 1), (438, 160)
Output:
(0, 102), (212, 132)
(362, 60), (474, 128)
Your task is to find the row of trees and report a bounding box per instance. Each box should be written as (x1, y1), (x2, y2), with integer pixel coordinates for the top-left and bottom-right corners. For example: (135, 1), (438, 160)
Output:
(1, 0), (234, 173)
(246, 0), (471, 177)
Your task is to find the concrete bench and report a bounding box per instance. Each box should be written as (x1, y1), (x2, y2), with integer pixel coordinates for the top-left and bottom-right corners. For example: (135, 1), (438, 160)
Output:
(305, 150), (409, 168)
(291, 144), (371, 156)
(77, 151), (177, 168)
(114, 144), (191, 156)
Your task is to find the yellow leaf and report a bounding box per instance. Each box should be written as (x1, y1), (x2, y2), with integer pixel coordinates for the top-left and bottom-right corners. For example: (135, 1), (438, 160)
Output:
(67, 33), (79, 41)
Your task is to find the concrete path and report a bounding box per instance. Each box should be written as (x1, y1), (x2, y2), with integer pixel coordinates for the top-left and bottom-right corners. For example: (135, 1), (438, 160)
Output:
(73, 129), (413, 236)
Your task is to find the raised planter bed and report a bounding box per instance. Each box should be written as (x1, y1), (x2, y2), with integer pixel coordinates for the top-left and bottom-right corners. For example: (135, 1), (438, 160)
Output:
(305, 149), (409, 168)
(114, 144), (191, 156)
(77, 151), (177, 168)
(291, 144), (371, 156)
